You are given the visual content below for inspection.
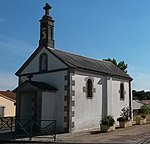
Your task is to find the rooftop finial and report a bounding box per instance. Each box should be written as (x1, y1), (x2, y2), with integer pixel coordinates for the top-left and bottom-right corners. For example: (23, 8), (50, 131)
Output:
(40, 3), (55, 48)
(43, 3), (51, 16)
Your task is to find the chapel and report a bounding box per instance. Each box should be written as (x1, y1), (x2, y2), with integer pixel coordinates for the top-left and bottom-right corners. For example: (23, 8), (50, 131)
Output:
(14, 3), (132, 133)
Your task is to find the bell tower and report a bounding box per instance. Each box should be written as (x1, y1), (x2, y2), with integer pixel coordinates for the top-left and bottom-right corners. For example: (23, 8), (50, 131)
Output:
(39, 3), (55, 48)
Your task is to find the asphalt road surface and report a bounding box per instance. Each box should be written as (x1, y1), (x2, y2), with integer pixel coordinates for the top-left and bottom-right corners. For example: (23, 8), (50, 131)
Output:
(1, 124), (150, 143)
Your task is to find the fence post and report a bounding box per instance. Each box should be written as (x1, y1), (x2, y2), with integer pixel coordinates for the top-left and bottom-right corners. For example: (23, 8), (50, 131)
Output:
(14, 118), (17, 139)
(54, 120), (56, 141)
(10, 117), (13, 132)
(29, 120), (32, 141)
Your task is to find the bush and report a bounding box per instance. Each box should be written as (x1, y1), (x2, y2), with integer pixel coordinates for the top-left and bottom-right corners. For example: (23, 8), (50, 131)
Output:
(139, 105), (150, 117)
(101, 115), (115, 126)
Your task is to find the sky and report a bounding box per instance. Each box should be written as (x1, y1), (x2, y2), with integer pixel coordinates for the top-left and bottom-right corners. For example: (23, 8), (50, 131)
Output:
(0, 0), (150, 91)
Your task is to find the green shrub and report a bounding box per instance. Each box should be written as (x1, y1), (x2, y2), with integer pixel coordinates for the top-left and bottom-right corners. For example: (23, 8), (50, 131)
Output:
(101, 115), (115, 126)
(139, 105), (150, 118)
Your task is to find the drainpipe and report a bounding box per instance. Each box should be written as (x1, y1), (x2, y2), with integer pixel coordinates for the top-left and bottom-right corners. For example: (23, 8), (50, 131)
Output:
(129, 80), (132, 120)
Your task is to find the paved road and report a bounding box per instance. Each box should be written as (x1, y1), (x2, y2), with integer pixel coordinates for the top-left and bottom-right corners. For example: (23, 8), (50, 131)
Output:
(1, 124), (150, 143)
(56, 124), (150, 143)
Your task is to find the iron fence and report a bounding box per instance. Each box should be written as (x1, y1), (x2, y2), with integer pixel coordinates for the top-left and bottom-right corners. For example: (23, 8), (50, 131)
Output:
(15, 119), (56, 141)
(0, 117), (57, 141)
(0, 117), (15, 132)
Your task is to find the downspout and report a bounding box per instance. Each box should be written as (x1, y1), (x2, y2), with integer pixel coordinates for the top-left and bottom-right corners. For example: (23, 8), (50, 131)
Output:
(129, 80), (132, 119)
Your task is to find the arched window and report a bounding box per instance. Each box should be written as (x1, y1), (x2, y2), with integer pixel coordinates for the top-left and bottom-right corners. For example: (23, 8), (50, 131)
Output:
(120, 83), (124, 100)
(87, 79), (93, 98)
(39, 53), (48, 72)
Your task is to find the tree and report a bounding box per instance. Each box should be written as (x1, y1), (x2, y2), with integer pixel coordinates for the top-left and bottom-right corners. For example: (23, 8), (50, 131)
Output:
(132, 90), (150, 100)
(103, 58), (128, 73)
(132, 90), (138, 100)
(136, 90), (146, 100)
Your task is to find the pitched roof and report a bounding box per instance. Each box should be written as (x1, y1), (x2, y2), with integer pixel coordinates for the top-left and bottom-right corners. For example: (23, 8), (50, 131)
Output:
(16, 47), (132, 80)
(49, 48), (132, 80)
(28, 81), (57, 91)
(0, 91), (16, 102)
(16, 47), (41, 76)
(13, 80), (57, 93)
(132, 100), (143, 110)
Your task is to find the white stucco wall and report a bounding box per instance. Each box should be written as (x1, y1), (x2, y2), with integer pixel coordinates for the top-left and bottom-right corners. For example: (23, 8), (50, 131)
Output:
(71, 71), (130, 132)
(71, 72), (103, 132)
(41, 92), (56, 128)
(20, 70), (68, 132)
(20, 93), (33, 120)
(111, 78), (130, 121)
(41, 92), (56, 120)
(19, 47), (68, 132)
(20, 48), (67, 75)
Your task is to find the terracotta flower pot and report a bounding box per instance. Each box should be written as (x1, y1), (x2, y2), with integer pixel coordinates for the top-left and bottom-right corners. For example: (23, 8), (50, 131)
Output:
(100, 124), (115, 132)
(119, 121), (132, 128)
(136, 117), (146, 125)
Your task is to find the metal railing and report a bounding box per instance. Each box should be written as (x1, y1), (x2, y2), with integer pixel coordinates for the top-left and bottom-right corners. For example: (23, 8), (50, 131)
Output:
(15, 119), (57, 141)
(0, 117), (57, 141)
(0, 117), (15, 132)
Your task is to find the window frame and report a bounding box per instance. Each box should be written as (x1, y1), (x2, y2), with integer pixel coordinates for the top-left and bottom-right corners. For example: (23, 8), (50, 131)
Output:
(39, 53), (48, 72)
(120, 83), (125, 100)
(86, 79), (93, 99)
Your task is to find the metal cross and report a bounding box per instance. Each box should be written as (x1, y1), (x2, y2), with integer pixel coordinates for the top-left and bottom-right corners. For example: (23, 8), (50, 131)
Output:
(43, 3), (51, 16)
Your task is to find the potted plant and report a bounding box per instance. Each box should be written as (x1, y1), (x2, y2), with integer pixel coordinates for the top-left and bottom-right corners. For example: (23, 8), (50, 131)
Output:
(136, 105), (149, 125)
(117, 107), (132, 128)
(136, 115), (146, 125)
(100, 115), (115, 132)
(141, 114), (146, 124)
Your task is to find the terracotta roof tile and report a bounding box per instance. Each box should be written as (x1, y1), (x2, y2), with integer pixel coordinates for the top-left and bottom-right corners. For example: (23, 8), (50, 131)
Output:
(0, 91), (16, 102)
(140, 100), (150, 105)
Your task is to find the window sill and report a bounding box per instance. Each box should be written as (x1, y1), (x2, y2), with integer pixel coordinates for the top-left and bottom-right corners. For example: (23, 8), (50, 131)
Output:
(120, 98), (125, 101)
(86, 96), (93, 99)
